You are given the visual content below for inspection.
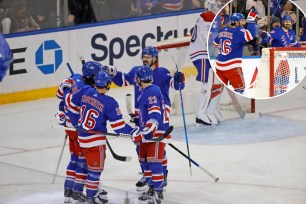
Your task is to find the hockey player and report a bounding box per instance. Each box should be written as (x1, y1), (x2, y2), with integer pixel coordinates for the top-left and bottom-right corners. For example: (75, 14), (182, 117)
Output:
(213, 10), (257, 94)
(189, 10), (225, 126)
(130, 65), (168, 204)
(0, 32), (13, 82)
(66, 70), (134, 204)
(55, 61), (103, 203)
(261, 15), (301, 47)
(108, 46), (184, 190)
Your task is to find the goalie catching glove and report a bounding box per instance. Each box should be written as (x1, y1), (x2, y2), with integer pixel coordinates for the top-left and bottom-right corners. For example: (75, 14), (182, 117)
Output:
(246, 7), (257, 23)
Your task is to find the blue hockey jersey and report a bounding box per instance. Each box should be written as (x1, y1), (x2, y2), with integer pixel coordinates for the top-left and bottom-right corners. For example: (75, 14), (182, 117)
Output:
(57, 74), (86, 127)
(66, 86), (133, 148)
(213, 22), (256, 70)
(139, 84), (171, 143)
(112, 65), (184, 124)
(263, 26), (300, 47)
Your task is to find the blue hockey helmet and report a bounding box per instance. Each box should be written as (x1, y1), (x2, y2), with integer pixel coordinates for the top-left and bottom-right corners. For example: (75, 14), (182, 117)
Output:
(230, 13), (245, 23)
(95, 70), (112, 89)
(136, 65), (153, 82)
(142, 46), (158, 59)
(82, 61), (103, 79)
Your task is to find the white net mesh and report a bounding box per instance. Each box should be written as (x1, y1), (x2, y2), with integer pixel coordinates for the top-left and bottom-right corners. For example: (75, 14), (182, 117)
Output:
(251, 48), (306, 98)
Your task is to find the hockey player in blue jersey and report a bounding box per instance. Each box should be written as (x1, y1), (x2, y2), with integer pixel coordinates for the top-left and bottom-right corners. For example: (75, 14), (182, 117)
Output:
(55, 61), (103, 203)
(130, 65), (169, 204)
(213, 10), (256, 94)
(0, 32), (13, 82)
(108, 46), (184, 189)
(66, 70), (134, 204)
(261, 15), (301, 47)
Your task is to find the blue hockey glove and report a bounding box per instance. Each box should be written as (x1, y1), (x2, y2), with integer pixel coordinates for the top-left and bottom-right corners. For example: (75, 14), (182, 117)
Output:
(174, 71), (185, 83)
(260, 31), (269, 40)
(103, 65), (117, 77)
(129, 113), (139, 126)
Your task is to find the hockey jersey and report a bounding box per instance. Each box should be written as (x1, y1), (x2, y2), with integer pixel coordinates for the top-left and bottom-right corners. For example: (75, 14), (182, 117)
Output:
(56, 74), (86, 127)
(66, 86), (133, 148)
(138, 84), (170, 143)
(112, 65), (184, 123)
(189, 11), (215, 61)
(213, 22), (256, 70)
(263, 26), (300, 47)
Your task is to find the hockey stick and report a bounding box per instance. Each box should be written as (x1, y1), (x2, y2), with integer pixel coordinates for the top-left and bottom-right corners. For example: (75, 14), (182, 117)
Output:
(66, 60), (132, 162)
(171, 56), (192, 176)
(126, 94), (133, 116)
(168, 143), (219, 182)
(53, 125), (173, 142)
(225, 88), (246, 119)
(106, 139), (132, 162)
(52, 134), (67, 184)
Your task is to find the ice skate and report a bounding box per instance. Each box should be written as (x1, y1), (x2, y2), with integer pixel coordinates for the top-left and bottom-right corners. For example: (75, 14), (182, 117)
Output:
(64, 188), (73, 203)
(136, 176), (147, 191)
(195, 114), (212, 126)
(138, 186), (154, 203)
(71, 191), (86, 204)
(153, 191), (164, 204)
(86, 191), (108, 204)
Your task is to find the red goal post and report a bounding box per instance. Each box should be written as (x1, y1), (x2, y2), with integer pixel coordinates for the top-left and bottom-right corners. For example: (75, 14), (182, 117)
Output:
(153, 37), (256, 114)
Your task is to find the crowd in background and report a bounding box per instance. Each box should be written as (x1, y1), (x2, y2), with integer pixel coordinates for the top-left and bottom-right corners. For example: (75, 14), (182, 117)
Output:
(209, 0), (306, 57)
(0, 0), (212, 34)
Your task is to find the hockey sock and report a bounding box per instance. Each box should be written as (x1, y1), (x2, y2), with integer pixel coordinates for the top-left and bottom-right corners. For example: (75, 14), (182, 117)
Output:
(73, 157), (87, 192)
(150, 162), (164, 192)
(141, 161), (152, 186)
(162, 150), (167, 179)
(86, 169), (102, 198)
(64, 154), (77, 189)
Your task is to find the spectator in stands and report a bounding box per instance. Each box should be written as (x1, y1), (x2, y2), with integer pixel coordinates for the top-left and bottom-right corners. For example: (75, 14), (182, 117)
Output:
(246, 0), (267, 20)
(270, 0), (283, 19)
(131, 0), (157, 16)
(2, 0), (40, 34)
(68, 0), (97, 25)
(281, 0), (296, 25)
(299, 17), (306, 47)
(155, 0), (184, 13)
(28, 0), (57, 29)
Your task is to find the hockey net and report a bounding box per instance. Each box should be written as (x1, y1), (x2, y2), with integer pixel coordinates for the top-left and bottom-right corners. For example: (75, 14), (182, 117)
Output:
(154, 36), (255, 115)
(251, 47), (306, 98)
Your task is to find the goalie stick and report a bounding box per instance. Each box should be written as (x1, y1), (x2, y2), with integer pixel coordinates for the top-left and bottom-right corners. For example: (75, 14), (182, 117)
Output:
(66, 60), (131, 162)
(53, 125), (173, 142)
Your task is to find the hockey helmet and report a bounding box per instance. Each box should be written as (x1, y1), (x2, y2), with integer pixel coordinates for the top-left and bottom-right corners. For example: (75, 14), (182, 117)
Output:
(82, 61), (103, 79)
(94, 70), (112, 89)
(136, 65), (153, 82)
(142, 46), (158, 59)
(230, 13), (245, 23)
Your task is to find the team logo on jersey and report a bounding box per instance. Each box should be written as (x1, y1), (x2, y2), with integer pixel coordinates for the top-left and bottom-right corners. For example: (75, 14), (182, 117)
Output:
(148, 96), (157, 104)
(35, 40), (63, 74)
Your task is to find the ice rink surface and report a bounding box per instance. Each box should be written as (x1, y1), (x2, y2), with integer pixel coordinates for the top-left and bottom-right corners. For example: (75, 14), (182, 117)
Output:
(1, 77), (306, 204)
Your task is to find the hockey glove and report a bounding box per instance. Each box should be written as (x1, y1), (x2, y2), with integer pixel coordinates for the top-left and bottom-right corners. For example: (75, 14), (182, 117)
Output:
(246, 8), (257, 23)
(141, 120), (158, 140)
(174, 71), (185, 84)
(129, 113), (139, 126)
(130, 127), (143, 142)
(103, 65), (117, 77)
(260, 31), (268, 40)
(55, 111), (66, 126)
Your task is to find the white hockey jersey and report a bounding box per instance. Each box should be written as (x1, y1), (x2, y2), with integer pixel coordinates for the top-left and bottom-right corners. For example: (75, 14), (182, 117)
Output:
(189, 11), (215, 62)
